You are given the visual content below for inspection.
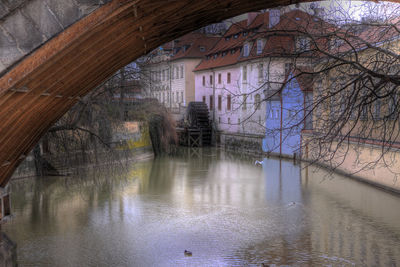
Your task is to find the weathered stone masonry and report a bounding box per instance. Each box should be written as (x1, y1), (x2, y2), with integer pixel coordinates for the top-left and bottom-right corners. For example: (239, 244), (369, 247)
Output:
(0, 0), (111, 75)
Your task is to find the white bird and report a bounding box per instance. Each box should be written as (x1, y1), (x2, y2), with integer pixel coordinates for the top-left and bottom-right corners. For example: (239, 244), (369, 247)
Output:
(287, 201), (296, 207)
(254, 160), (263, 165)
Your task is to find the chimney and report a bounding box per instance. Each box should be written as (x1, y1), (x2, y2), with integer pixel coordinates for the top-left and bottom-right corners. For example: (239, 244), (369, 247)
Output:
(247, 12), (258, 26)
(313, 8), (325, 18)
(269, 9), (280, 28)
(310, 3), (324, 19)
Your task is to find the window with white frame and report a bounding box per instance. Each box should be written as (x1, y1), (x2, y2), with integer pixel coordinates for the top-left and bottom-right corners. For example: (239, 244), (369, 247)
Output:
(257, 39), (263, 54)
(258, 64), (263, 81)
(243, 43), (250, 57)
(255, 94), (261, 110)
(298, 37), (310, 52)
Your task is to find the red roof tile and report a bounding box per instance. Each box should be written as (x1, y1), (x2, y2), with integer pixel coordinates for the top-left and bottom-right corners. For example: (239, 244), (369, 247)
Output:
(170, 32), (219, 61)
(194, 49), (241, 71)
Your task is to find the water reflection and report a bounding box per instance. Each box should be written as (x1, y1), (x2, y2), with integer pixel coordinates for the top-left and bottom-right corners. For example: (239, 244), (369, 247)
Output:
(2, 148), (400, 266)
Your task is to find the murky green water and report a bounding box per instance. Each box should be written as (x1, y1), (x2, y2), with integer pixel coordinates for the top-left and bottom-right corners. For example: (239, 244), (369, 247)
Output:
(3, 148), (400, 266)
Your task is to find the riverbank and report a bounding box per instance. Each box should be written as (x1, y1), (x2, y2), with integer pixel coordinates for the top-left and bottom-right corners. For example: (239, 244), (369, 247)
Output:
(11, 146), (153, 181)
(218, 131), (400, 194)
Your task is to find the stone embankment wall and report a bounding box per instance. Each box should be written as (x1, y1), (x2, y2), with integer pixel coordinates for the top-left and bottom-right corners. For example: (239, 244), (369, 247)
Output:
(218, 132), (265, 155)
(302, 133), (400, 193)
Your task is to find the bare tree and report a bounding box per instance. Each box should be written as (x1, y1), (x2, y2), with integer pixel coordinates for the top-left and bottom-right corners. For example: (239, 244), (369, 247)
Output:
(202, 2), (400, 177)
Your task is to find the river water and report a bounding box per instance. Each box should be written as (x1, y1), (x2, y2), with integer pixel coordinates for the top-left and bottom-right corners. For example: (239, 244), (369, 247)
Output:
(3, 148), (400, 266)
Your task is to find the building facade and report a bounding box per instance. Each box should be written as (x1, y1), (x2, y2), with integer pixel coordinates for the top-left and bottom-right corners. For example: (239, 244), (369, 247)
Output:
(143, 32), (219, 111)
(194, 9), (319, 154)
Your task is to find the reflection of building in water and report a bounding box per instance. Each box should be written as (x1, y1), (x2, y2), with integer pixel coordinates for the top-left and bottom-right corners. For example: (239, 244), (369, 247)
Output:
(301, 164), (400, 266)
(262, 158), (302, 205)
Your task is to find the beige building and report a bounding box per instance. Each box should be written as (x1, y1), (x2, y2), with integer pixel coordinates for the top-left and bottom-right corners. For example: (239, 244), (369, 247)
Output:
(143, 32), (218, 110)
(303, 22), (400, 192)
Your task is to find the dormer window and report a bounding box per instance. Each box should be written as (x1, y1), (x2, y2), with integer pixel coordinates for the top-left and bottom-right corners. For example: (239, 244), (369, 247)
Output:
(331, 38), (344, 47)
(295, 17), (300, 21)
(231, 49), (235, 54)
(256, 39), (264, 54)
(214, 54), (218, 59)
(234, 34), (239, 39)
(243, 31), (248, 36)
(222, 51), (227, 57)
(243, 43), (250, 57)
(297, 37), (310, 52)
(225, 36), (230, 41)
(199, 46), (205, 52)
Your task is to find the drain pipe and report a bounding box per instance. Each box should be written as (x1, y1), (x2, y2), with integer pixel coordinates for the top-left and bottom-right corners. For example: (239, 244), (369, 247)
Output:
(212, 68), (216, 146)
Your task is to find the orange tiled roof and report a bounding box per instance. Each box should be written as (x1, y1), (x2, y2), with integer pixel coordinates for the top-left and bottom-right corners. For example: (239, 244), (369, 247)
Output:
(195, 10), (334, 71)
(170, 32), (219, 61)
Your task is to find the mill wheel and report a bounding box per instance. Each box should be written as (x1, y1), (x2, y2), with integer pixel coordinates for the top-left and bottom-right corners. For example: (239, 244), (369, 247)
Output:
(186, 102), (212, 145)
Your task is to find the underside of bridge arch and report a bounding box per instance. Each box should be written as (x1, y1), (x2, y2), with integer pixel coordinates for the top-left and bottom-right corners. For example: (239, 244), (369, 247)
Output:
(0, 0), (327, 186)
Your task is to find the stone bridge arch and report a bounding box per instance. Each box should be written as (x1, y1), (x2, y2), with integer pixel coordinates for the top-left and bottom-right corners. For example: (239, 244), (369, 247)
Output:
(0, 0), (394, 186)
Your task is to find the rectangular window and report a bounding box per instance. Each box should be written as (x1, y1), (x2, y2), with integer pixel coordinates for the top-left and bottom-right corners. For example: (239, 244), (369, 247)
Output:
(218, 95), (222, 111)
(298, 37), (310, 51)
(180, 66), (184, 78)
(227, 94), (231, 110)
(243, 44), (249, 57)
(257, 39), (263, 54)
(181, 92), (183, 103)
(388, 95), (397, 120)
(209, 95), (213, 110)
(172, 92), (174, 103)
(243, 66), (247, 81)
(242, 95), (247, 110)
(255, 94), (261, 110)
(218, 73), (221, 84)
(285, 63), (293, 75)
(361, 104), (368, 120)
(176, 92), (179, 102)
(227, 72), (231, 84)
(202, 96), (206, 103)
(258, 64), (263, 81)
(202, 76), (205, 86)
(210, 75), (213, 85)
(373, 99), (381, 120)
